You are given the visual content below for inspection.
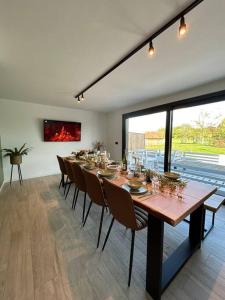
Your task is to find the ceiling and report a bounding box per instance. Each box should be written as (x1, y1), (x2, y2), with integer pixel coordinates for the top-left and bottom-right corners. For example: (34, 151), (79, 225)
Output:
(0, 0), (225, 112)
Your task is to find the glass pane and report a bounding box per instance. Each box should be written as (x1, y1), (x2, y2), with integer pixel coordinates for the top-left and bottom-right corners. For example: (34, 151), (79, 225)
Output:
(171, 101), (225, 195)
(127, 111), (167, 171)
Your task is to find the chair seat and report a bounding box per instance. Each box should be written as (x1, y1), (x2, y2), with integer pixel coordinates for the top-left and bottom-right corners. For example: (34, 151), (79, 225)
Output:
(134, 206), (148, 229)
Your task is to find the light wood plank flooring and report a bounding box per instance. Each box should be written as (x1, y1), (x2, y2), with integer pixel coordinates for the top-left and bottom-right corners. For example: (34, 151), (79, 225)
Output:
(0, 175), (225, 300)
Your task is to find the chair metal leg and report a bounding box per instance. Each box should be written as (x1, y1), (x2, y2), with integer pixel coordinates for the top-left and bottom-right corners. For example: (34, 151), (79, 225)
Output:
(73, 189), (79, 210)
(128, 230), (135, 287)
(62, 174), (65, 187)
(64, 176), (68, 194)
(82, 193), (87, 223)
(59, 178), (62, 189)
(10, 165), (13, 186)
(83, 201), (93, 227)
(97, 206), (105, 248)
(72, 187), (77, 209)
(59, 174), (63, 189)
(65, 182), (72, 199)
(102, 217), (115, 251)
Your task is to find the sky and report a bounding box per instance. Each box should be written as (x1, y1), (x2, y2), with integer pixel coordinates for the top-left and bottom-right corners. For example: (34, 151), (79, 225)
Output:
(128, 101), (225, 133)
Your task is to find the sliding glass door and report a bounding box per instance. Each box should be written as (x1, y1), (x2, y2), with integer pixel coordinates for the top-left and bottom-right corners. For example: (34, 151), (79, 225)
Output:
(126, 111), (166, 171)
(123, 94), (225, 196)
(171, 101), (225, 195)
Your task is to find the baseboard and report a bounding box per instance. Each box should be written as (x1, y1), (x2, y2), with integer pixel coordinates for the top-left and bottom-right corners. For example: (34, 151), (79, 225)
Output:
(0, 181), (5, 193)
(3, 171), (61, 184)
(5, 171), (61, 183)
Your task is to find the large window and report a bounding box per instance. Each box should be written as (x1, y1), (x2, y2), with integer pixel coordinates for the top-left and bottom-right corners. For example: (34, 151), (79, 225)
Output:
(127, 112), (166, 171)
(171, 102), (225, 194)
(123, 92), (225, 196)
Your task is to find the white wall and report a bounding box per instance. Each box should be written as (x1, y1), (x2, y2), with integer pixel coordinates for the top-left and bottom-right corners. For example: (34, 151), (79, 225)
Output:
(0, 98), (107, 181)
(106, 78), (225, 160)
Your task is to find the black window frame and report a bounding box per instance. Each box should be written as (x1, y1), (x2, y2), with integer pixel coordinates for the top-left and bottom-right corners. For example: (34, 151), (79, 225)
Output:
(122, 89), (225, 190)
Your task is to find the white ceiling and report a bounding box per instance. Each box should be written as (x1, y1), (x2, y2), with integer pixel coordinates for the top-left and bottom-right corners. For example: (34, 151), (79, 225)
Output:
(0, 0), (225, 112)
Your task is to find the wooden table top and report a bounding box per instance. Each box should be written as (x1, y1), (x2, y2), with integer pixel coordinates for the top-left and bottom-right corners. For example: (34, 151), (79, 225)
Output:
(111, 176), (216, 226)
(66, 159), (217, 226)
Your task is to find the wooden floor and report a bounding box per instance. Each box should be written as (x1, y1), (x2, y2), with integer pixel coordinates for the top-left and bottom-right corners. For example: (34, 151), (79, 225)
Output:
(0, 175), (225, 300)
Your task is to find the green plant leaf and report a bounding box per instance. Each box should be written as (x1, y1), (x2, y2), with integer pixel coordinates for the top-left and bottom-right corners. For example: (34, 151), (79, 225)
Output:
(2, 149), (15, 154)
(2, 145), (31, 156)
(18, 143), (26, 153)
(20, 148), (30, 155)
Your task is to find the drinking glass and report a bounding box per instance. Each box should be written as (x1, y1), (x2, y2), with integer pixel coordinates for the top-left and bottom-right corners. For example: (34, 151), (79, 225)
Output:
(106, 152), (111, 162)
(127, 170), (134, 179)
(176, 185), (183, 199)
(153, 160), (159, 173)
(152, 175), (159, 194)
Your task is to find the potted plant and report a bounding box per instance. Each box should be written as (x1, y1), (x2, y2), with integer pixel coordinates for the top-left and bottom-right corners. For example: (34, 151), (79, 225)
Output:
(93, 141), (104, 152)
(2, 143), (30, 165)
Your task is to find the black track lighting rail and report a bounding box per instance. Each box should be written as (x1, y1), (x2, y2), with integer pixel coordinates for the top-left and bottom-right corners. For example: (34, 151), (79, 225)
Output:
(74, 0), (204, 99)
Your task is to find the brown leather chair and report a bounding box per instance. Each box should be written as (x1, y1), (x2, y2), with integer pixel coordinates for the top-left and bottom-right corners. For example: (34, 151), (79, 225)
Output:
(82, 169), (107, 248)
(71, 162), (87, 223)
(102, 178), (148, 286)
(56, 155), (67, 191)
(63, 159), (76, 200)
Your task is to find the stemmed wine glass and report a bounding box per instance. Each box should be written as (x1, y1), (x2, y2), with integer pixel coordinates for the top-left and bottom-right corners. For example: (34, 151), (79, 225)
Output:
(176, 182), (186, 200)
(152, 175), (159, 194)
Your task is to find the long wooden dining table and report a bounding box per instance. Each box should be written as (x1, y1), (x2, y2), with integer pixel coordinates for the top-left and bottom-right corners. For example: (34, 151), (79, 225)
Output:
(68, 160), (217, 300)
(109, 175), (216, 300)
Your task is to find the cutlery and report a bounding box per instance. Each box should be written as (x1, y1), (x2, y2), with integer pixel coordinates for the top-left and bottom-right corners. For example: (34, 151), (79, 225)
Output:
(138, 191), (152, 198)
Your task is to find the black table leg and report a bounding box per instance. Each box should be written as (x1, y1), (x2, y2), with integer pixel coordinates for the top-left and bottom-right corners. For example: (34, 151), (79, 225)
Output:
(146, 215), (164, 300)
(189, 203), (204, 247)
(146, 205), (204, 300)
(201, 207), (206, 240)
(10, 165), (13, 185)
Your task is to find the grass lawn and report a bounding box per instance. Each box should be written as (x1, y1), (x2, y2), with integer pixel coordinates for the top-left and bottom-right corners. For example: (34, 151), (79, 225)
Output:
(145, 143), (225, 155)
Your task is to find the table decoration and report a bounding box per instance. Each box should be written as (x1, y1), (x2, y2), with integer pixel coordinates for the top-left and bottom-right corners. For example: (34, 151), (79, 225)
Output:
(144, 168), (187, 197)
(93, 141), (104, 152)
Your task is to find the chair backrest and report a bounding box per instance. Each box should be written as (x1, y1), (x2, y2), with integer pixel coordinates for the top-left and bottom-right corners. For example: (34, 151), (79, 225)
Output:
(103, 178), (138, 230)
(57, 155), (67, 175)
(83, 168), (105, 206)
(71, 162), (86, 192)
(63, 159), (74, 181)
